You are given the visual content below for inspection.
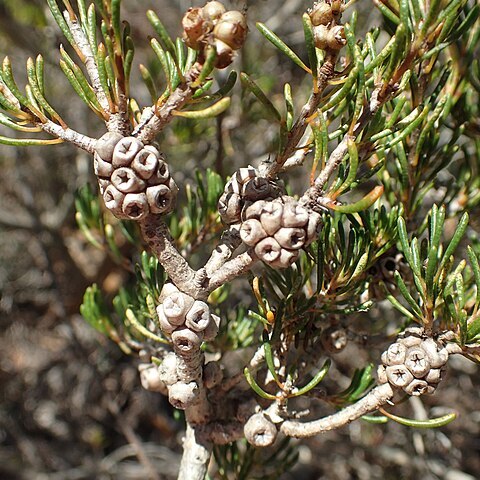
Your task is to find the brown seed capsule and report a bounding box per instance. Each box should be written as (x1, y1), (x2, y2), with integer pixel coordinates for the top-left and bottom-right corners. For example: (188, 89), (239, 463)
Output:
(185, 300), (211, 332)
(203, 1), (226, 21)
(254, 237), (282, 263)
(94, 153), (114, 177)
(131, 149), (158, 180)
(146, 184), (175, 214)
(327, 25), (346, 50)
(214, 38), (235, 69)
(122, 192), (149, 220)
(269, 248), (299, 269)
(243, 177), (271, 200)
(111, 167), (146, 193)
(240, 219), (268, 246)
(182, 7), (209, 49)
(112, 137), (144, 167)
(314, 24), (329, 50)
(274, 227), (306, 250)
(213, 16), (247, 50)
(220, 10), (247, 30)
(309, 2), (334, 26)
(260, 202), (283, 235)
(330, 0), (344, 16)
(95, 131), (123, 162)
(103, 184), (125, 217)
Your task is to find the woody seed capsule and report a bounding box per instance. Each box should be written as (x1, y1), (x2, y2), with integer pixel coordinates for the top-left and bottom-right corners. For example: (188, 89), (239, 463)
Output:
(240, 219), (268, 246)
(111, 167), (146, 193)
(254, 237), (282, 263)
(202, 1), (226, 21)
(274, 227), (306, 250)
(94, 153), (114, 177)
(269, 248), (299, 269)
(185, 300), (211, 332)
(122, 192), (149, 220)
(95, 131), (123, 163)
(131, 149), (158, 180)
(213, 17), (247, 50)
(112, 137), (143, 167)
(309, 2), (334, 26)
(146, 184), (174, 214)
(103, 184), (125, 217)
(260, 202), (283, 235)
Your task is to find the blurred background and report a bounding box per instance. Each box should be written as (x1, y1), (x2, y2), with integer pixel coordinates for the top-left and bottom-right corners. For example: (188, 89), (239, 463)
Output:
(0, 1), (478, 479)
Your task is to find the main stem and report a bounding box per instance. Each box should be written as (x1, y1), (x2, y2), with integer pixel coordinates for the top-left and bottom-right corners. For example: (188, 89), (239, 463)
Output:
(178, 424), (212, 480)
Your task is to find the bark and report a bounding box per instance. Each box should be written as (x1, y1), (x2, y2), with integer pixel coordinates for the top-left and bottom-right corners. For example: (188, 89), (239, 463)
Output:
(280, 383), (394, 438)
(178, 424), (212, 480)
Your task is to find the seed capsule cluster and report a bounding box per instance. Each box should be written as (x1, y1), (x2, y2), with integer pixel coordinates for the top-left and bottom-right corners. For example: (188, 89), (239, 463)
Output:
(94, 132), (178, 220)
(308, 1), (346, 51)
(240, 196), (321, 269)
(182, 1), (247, 68)
(218, 167), (280, 224)
(156, 283), (220, 341)
(377, 327), (449, 396)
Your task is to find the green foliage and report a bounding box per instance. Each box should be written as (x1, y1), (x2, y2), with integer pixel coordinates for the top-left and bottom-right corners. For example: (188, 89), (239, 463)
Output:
(213, 438), (298, 480)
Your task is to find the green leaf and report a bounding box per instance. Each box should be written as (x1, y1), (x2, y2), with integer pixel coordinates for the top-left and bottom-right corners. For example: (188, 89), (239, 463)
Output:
(244, 367), (277, 400)
(291, 359), (331, 397)
(173, 97), (231, 119)
(146, 10), (177, 60)
(332, 186), (384, 213)
(256, 22), (311, 73)
(380, 409), (457, 428)
(240, 72), (281, 122)
(302, 14), (317, 81)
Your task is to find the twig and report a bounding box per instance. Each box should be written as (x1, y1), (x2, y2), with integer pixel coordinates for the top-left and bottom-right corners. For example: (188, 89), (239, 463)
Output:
(207, 249), (258, 293)
(178, 424), (212, 480)
(64, 13), (110, 113)
(259, 55), (337, 179)
(40, 120), (97, 153)
(280, 383), (394, 438)
(204, 224), (242, 276)
(139, 215), (199, 297)
(135, 65), (201, 144)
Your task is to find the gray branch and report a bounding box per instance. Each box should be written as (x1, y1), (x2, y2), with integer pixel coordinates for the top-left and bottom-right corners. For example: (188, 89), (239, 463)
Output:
(280, 383), (394, 438)
(207, 249), (258, 293)
(64, 13), (110, 114)
(139, 216), (198, 297)
(41, 120), (97, 154)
